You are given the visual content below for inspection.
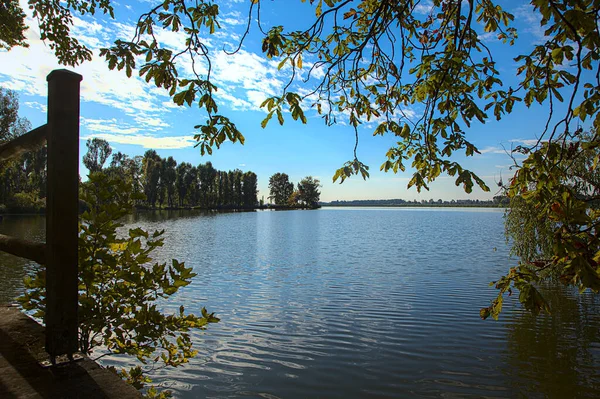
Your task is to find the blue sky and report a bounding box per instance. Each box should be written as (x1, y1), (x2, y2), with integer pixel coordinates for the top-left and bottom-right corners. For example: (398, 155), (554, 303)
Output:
(0, 0), (570, 201)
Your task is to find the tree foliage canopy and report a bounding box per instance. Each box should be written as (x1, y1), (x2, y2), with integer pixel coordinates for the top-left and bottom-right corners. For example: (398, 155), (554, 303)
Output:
(0, 88), (46, 212)
(5, 0), (517, 191)
(83, 137), (113, 174)
(269, 172), (295, 205)
(6, 0), (600, 316)
(0, 87), (30, 142)
(7, 1), (596, 188)
(297, 176), (321, 207)
(83, 138), (260, 209)
(0, 0), (27, 51)
(483, 129), (600, 320)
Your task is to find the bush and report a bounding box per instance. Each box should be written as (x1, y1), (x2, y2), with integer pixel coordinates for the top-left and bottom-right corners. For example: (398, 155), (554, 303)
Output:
(7, 191), (45, 213)
(19, 172), (219, 397)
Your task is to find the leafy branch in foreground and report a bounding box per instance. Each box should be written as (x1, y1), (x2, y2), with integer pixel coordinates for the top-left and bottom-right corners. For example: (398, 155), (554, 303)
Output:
(8, 1), (595, 193)
(0, 0), (28, 50)
(481, 130), (600, 320)
(255, 0), (513, 192)
(19, 172), (219, 397)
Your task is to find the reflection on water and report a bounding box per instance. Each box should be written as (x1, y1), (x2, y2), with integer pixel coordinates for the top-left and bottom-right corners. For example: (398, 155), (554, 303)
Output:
(503, 285), (600, 398)
(0, 215), (45, 304)
(0, 208), (599, 398)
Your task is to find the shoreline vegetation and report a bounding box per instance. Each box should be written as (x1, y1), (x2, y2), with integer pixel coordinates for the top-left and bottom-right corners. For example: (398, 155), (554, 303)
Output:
(0, 199), (323, 217)
(0, 199), (512, 217)
(320, 197), (509, 208)
(0, 128), (324, 215)
(133, 203), (322, 212)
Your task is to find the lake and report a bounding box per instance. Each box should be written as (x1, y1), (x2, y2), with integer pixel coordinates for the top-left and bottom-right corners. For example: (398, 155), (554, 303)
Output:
(1, 208), (599, 398)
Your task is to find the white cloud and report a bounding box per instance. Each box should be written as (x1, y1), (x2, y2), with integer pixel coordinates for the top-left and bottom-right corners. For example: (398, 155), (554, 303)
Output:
(212, 49), (283, 95)
(81, 117), (142, 135)
(246, 90), (271, 109)
(83, 132), (196, 149)
(161, 100), (179, 109)
(413, 1), (434, 15)
(215, 88), (254, 111)
(71, 15), (110, 48)
(2, 1), (292, 125)
(513, 5), (546, 40)
(478, 32), (501, 43)
(81, 116), (187, 149)
(23, 101), (47, 113)
(4, 0), (424, 145)
(480, 146), (508, 155)
(133, 114), (168, 128)
(214, 29), (241, 44)
(509, 138), (542, 147)
(0, 9), (178, 135)
(221, 17), (245, 26)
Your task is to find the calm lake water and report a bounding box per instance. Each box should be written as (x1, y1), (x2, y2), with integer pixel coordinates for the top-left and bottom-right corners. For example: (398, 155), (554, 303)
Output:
(1, 208), (599, 398)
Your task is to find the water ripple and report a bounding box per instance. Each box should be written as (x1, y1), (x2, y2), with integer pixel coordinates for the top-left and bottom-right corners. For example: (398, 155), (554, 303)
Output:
(2, 209), (600, 398)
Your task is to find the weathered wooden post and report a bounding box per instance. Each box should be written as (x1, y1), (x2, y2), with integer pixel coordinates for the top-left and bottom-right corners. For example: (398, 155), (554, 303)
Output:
(45, 69), (82, 359)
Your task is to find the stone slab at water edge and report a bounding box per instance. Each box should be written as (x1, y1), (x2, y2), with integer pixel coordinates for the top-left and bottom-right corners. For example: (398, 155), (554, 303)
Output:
(0, 305), (140, 398)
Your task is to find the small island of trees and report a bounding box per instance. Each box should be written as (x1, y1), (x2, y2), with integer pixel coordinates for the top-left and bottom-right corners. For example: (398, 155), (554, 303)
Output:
(268, 172), (321, 209)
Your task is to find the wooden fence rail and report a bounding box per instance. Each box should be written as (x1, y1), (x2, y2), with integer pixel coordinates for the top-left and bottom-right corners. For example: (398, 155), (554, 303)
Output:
(0, 124), (48, 162)
(0, 69), (81, 362)
(0, 234), (46, 265)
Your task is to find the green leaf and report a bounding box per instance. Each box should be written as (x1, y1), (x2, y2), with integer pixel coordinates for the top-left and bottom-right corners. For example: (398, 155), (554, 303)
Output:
(261, 111), (274, 128)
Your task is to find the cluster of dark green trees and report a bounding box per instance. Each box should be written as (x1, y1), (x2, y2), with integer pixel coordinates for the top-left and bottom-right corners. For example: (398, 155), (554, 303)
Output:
(0, 88), (46, 213)
(85, 138), (259, 210)
(268, 172), (321, 208)
(0, 86), (260, 212)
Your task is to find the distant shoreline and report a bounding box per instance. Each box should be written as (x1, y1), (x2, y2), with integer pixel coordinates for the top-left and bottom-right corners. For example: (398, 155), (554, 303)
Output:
(135, 204), (321, 212)
(320, 203), (506, 209)
(0, 204), (321, 217)
(319, 196), (509, 208)
(0, 203), (506, 217)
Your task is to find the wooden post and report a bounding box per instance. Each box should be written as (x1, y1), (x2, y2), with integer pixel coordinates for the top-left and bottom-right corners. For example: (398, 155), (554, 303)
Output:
(45, 69), (82, 359)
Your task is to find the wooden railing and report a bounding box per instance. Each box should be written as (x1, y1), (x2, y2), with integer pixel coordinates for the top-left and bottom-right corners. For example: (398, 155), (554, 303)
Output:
(0, 69), (81, 361)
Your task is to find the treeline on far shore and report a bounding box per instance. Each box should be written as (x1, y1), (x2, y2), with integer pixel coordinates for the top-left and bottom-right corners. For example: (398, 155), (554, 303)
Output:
(322, 196), (510, 208)
(0, 136), (322, 214)
(0, 89), (324, 214)
(84, 138), (323, 212)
